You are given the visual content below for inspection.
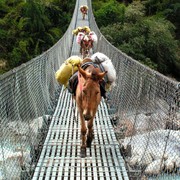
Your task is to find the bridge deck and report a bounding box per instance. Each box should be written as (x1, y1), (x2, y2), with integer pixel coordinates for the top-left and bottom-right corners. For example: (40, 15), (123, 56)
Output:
(32, 89), (129, 179)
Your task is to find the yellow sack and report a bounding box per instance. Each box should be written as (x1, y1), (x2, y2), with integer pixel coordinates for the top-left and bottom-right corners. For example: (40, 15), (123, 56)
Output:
(72, 27), (83, 35)
(80, 5), (88, 10)
(72, 26), (91, 35)
(55, 56), (82, 87)
(83, 26), (90, 33)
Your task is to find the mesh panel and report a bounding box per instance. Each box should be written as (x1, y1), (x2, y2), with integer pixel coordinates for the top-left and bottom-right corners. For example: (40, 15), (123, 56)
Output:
(88, 0), (180, 179)
(0, 0), (78, 178)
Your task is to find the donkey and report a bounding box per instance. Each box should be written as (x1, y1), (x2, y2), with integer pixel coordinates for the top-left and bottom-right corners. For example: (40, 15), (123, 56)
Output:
(75, 64), (107, 157)
(76, 31), (98, 59)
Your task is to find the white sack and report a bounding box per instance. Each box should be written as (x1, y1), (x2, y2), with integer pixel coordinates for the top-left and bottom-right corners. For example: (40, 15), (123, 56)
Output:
(89, 31), (98, 43)
(101, 59), (116, 84)
(76, 32), (84, 44)
(91, 52), (116, 86)
(91, 52), (110, 63)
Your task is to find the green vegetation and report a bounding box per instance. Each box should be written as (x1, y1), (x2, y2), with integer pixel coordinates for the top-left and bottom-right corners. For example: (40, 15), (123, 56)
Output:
(0, 0), (75, 73)
(93, 0), (180, 80)
(0, 0), (179, 80)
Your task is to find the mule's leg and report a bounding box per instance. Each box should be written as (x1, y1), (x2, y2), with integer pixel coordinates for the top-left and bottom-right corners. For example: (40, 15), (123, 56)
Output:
(80, 113), (87, 157)
(86, 119), (94, 148)
(83, 13), (85, 20)
(80, 46), (82, 54)
(82, 49), (85, 59)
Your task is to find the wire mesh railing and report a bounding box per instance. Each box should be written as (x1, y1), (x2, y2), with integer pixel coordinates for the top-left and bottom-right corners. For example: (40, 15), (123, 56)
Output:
(0, 0), (180, 179)
(88, 1), (180, 179)
(0, 0), (79, 179)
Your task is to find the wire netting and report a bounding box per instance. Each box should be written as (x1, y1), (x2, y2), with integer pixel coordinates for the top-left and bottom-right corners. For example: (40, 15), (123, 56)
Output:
(88, 1), (180, 179)
(0, 1), (79, 179)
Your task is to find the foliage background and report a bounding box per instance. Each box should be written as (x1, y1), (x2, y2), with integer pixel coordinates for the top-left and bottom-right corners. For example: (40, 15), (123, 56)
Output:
(0, 0), (75, 73)
(93, 0), (180, 81)
(0, 0), (179, 81)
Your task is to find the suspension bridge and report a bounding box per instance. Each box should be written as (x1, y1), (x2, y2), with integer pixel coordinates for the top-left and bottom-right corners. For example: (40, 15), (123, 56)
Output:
(0, 0), (179, 179)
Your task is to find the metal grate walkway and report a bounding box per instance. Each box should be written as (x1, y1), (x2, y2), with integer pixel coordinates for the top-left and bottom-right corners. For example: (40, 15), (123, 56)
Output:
(32, 89), (129, 179)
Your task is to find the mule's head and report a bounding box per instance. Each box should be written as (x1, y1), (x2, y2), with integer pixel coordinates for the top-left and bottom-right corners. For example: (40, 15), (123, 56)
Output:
(81, 35), (93, 58)
(78, 65), (107, 121)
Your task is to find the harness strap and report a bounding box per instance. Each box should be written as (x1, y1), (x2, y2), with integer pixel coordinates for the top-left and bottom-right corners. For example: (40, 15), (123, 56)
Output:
(81, 62), (98, 70)
(78, 71), (83, 92)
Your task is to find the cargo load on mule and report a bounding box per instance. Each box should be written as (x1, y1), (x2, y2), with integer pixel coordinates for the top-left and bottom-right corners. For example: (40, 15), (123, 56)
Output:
(68, 60), (106, 98)
(72, 26), (91, 36)
(55, 56), (82, 87)
(91, 52), (116, 91)
(67, 53), (116, 98)
(79, 5), (88, 20)
(76, 31), (98, 59)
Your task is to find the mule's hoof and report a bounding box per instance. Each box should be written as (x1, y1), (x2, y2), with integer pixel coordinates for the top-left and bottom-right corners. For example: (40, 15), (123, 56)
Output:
(87, 133), (94, 148)
(80, 147), (86, 158)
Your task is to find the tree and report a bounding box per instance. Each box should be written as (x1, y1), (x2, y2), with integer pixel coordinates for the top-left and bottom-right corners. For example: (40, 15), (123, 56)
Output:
(100, 1), (179, 79)
(143, 0), (180, 39)
(0, 0), (75, 72)
(94, 0), (126, 27)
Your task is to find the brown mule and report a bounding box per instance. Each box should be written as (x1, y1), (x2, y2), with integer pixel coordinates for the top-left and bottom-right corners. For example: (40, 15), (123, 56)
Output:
(74, 65), (107, 157)
(80, 34), (93, 59)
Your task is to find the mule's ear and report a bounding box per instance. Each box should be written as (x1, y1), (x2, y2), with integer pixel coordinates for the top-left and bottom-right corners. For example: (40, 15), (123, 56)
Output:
(98, 71), (108, 80)
(78, 65), (90, 79)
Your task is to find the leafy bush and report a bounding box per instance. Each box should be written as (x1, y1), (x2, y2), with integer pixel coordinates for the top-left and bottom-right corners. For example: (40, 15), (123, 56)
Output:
(99, 1), (180, 79)
(0, 0), (75, 73)
(94, 0), (125, 27)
